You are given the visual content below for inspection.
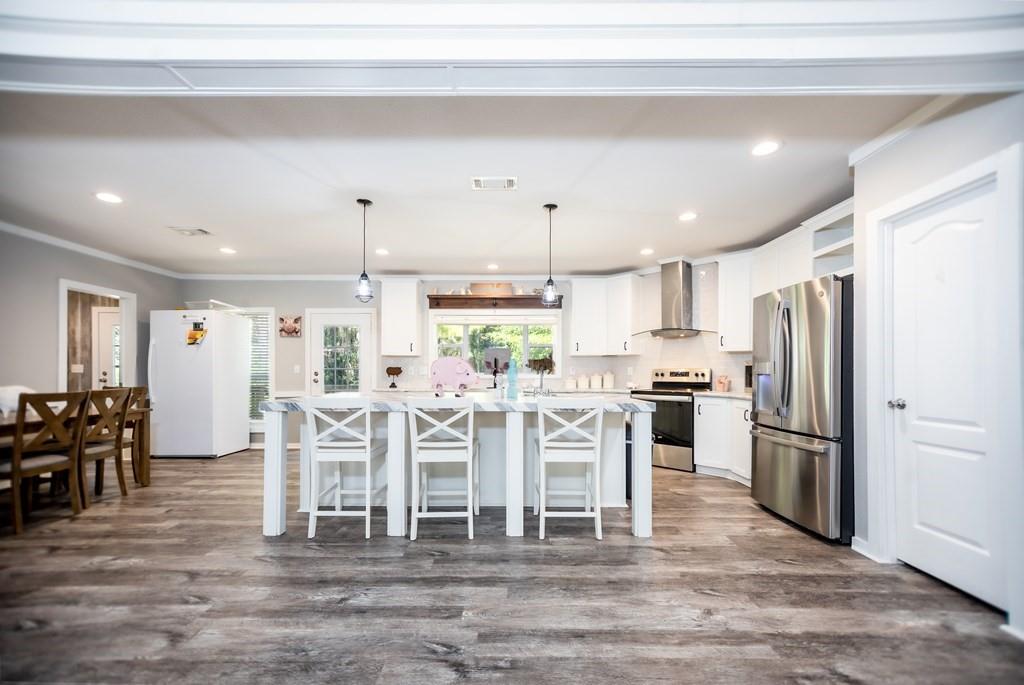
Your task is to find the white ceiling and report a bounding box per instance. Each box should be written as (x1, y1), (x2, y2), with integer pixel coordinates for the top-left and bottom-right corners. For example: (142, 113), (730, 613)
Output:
(0, 93), (931, 275)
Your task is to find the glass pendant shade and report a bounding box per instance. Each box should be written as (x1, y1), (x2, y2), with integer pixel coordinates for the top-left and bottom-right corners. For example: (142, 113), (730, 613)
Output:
(541, 277), (559, 307)
(355, 271), (374, 303)
(354, 198), (374, 303)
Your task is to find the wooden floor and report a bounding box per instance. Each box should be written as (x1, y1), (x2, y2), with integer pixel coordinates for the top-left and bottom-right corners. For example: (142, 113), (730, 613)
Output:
(1, 451), (1022, 684)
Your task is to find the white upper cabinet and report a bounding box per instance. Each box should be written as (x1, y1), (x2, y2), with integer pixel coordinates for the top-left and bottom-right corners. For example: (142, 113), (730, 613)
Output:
(605, 274), (642, 355)
(380, 278), (421, 356)
(775, 226), (814, 289)
(569, 279), (608, 356)
(729, 399), (753, 481)
(751, 225), (814, 296)
(716, 253), (753, 352)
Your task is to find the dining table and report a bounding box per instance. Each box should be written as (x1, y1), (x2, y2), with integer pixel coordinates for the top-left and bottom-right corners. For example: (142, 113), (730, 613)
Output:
(0, 404), (152, 486)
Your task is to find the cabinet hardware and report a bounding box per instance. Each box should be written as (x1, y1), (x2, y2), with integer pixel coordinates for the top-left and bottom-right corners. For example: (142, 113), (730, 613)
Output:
(409, 342), (413, 352)
(743, 409), (750, 421)
(576, 342), (579, 352)
(697, 403), (702, 415)
(887, 398), (907, 410)
(720, 335), (724, 347)
(623, 341), (627, 351)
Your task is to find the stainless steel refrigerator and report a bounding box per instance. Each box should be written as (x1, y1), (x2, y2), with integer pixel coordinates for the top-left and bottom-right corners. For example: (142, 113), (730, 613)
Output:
(750, 275), (853, 542)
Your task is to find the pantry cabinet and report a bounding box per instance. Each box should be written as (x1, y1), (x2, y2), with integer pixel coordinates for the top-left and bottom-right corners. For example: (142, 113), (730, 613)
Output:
(380, 278), (421, 356)
(569, 279), (608, 356)
(716, 252), (753, 352)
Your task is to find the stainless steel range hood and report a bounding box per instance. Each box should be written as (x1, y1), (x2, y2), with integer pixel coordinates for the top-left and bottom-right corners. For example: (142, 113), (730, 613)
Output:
(649, 260), (718, 338)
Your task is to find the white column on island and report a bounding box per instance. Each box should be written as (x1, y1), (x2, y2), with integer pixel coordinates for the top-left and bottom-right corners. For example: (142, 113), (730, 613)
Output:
(504, 411), (525, 536)
(631, 411), (653, 538)
(386, 410), (408, 536)
(262, 408), (289, 536)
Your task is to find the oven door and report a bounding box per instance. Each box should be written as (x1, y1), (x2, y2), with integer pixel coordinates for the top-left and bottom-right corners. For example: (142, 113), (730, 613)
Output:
(631, 394), (694, 472)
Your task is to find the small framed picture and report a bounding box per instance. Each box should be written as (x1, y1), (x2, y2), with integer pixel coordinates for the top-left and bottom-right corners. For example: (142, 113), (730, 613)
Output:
(279, 315), (302, 337)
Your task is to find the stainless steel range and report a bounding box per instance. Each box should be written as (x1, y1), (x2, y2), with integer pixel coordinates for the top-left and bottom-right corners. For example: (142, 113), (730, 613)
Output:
(630, 368), (712, 472)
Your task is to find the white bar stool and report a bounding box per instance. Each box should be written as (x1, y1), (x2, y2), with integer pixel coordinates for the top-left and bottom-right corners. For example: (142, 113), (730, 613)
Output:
(534, 397), (605, 540)
(303, 397), (387, 539)
(407, 397), (479, 540)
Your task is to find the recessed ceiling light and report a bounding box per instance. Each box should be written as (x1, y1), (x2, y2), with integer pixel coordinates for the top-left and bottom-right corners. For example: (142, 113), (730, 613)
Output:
(678, 211), (698, 222)
(751, 140), (781, 157)
(640, 248), (654, 256)
(375, 248), (389, 256)
(219, 247), (237, 255)
(95, 191), (123, 204)
(487, 263), (499, 270)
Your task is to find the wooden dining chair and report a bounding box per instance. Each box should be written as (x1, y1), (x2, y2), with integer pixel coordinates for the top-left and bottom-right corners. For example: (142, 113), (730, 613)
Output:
(119, 386), (149, 485)
(2, 391), (90, 534)
(78, 387), (131, 509)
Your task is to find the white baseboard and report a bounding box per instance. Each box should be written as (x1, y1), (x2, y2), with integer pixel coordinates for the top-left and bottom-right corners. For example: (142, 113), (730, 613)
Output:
(851, 536), (896, 564)
(248, 442), (302, 450)
(1000, 624), (1024, 642)
(694, 464), (751, 488)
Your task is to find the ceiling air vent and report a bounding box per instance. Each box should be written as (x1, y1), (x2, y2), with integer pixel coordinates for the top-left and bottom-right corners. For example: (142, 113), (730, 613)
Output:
(169, 227), (212, 237)
(471, 176), (518, 191)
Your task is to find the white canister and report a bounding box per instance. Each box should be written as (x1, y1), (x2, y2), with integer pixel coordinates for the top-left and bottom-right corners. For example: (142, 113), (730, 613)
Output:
(603, 371), (615, 390)
(590, 373), (603, 390)
(577, 374), (590, 390)
(564, 376), (578, 390)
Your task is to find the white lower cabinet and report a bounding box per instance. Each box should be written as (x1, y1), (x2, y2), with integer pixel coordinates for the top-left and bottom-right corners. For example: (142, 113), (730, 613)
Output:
(729, 400), (752, 481)
(694, 395), (752, 485)
(693, 397), (730, 470)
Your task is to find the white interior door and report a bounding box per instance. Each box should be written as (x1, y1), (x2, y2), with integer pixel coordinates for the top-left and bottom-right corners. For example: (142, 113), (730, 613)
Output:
(308, 311), (374, 395)
(91, 306), (121, 388)
(892, 178), (1006, 609)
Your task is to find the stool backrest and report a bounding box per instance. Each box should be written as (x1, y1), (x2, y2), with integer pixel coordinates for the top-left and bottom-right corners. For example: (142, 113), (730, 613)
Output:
(82, 388), (131, 447)
(303, 396), (373, 451)
(14, 391), (90, 465)
(406, 397), (475, 451)
(537, 397), (604, 451)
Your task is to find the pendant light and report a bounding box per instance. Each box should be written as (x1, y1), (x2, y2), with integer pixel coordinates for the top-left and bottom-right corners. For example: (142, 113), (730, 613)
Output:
(541, 203), (559, 307)
(355, 198), (374, 303)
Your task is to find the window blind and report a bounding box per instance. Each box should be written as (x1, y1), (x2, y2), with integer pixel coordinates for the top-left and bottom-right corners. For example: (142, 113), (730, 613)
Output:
(241, 311), (272, 421)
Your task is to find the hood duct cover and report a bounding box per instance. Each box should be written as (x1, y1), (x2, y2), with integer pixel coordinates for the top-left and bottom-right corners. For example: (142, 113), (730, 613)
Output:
(648, 260), (716, 338)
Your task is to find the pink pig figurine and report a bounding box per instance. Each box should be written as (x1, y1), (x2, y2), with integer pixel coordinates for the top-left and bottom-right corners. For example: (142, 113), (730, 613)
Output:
(430, 357), (478, 397)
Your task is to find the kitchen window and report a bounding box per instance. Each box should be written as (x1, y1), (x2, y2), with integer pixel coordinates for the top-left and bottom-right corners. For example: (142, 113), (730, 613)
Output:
(238, 308), (275, 427)
(431, 312), (560, 377)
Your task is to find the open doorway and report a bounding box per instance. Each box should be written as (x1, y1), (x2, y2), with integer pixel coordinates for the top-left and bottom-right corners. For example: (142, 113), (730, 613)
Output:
(58, 279), (137, 391)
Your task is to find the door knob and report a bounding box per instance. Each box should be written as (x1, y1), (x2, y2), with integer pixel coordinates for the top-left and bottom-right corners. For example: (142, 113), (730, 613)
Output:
(887, 398), (907, 410)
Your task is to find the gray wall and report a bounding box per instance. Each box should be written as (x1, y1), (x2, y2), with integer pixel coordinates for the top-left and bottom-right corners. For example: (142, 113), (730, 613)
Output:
(0, 229), (183, 391)
(851, 93), (1024, 545)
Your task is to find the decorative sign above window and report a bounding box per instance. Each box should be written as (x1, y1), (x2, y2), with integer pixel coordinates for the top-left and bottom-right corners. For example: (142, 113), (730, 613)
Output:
(427, 294), (562, 309)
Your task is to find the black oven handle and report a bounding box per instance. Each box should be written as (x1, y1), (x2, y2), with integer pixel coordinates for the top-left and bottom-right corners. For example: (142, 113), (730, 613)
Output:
(631, 394), (692, 403)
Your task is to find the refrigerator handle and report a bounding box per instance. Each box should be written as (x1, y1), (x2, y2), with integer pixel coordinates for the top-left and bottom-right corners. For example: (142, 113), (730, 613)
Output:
(770, 301), (784, 416)
(147, 339), (156, 406)
(779, 302), (793, 417)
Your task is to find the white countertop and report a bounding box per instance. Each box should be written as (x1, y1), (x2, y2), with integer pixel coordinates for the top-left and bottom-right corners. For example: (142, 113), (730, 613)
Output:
(261, 392), (654, 414)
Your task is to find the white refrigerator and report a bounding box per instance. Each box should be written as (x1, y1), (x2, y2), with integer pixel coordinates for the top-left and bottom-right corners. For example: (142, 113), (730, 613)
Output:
(148, 310), (251, 458)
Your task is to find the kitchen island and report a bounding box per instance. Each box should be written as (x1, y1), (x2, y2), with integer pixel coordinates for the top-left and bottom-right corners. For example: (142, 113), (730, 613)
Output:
(260, 393), (655, 538)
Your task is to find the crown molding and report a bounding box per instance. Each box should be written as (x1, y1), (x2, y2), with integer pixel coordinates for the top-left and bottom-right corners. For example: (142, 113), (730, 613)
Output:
(848, 95), (966, 167)
(0, 220), (665, 282)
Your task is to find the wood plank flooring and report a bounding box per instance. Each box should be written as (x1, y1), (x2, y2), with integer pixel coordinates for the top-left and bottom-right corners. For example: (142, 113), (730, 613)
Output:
(1, 451), (1022, 684)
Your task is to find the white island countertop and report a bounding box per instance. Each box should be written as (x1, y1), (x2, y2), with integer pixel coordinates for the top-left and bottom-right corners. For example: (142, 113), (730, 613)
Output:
(262, 393), (653, 413)
(259, 392), (655, 540)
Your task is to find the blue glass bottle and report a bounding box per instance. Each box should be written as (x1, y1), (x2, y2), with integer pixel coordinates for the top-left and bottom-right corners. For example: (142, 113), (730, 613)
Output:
(506, 358), (519, 401)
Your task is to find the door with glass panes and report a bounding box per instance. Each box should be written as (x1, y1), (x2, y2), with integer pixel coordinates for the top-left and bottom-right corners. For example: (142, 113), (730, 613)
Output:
(308, 312), (374, 395)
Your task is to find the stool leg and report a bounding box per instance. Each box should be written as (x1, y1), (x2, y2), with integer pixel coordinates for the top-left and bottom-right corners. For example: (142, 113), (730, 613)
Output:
(364, 458), (371, 540)
(473, 445), (480, 516)
(422, 467), (429, 513)
(307, 458), (319, 538)
(539, 461), (547, 540)
(11, 475), (23, 534)
(585, 464), (592, 513)
(533, 451), (540, 516)
(466, 455), (474, 540)
(409, 459), (420, 541)
(594, 458), (603, 541)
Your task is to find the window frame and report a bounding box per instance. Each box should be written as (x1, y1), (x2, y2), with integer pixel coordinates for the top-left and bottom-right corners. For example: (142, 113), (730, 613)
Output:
(237, 307), (276, 432)
(427, 309), (562, 379)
